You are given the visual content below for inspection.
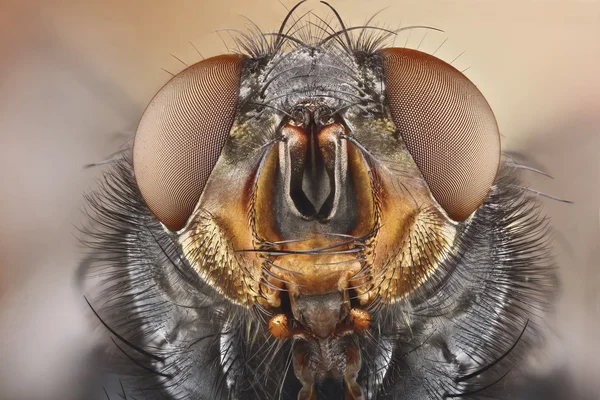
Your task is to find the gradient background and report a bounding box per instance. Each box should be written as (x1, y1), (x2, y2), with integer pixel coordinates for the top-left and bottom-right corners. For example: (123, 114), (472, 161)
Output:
(0, 0), (598, 399)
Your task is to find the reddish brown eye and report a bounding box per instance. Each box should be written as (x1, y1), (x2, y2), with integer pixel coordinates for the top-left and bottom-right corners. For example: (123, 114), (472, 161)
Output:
(133, 54), (245, 230)
(378, 48), (500, 221)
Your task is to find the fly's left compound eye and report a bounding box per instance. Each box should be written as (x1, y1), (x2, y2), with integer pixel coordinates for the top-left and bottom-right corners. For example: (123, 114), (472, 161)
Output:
(133, 54), (245, 231)
(378, 48), (501, 221)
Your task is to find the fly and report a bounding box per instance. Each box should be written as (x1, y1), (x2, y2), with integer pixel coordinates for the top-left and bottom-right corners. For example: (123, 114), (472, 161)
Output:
(80, 2), (558, 399)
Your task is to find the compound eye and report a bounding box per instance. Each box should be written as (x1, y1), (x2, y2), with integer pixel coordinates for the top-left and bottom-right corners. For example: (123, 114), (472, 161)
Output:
(133, 54), (244, 230)
(378, 48), (500, 221)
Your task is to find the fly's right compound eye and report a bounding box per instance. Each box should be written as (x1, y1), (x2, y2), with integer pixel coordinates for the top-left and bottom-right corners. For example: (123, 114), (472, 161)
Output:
(133, 54), (245, 231)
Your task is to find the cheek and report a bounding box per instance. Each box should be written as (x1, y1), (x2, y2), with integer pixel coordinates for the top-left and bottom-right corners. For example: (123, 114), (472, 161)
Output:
(340, 115), (460, 304)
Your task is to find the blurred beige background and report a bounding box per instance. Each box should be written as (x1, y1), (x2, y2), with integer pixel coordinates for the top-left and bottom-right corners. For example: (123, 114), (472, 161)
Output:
(0, 0), (598, 399)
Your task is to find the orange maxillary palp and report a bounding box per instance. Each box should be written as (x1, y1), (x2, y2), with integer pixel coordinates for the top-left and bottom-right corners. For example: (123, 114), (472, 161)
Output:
(350, 308), (371, 332)
(268, 314), (291, 339)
